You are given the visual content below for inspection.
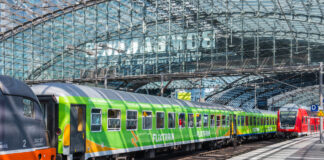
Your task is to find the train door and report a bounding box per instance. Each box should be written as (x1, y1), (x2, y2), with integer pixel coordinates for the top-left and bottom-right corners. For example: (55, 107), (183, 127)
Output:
(38, 96), (59, 148)
(70, 105), (86, 154)
(233, 115), (237, 136)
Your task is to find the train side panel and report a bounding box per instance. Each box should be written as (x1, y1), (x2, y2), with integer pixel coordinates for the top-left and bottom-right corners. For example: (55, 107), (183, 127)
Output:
(56, 96), (233, 159)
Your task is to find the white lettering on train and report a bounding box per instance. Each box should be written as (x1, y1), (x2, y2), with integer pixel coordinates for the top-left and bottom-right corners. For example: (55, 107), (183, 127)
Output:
(252, 128), (260, 132)
(153, 133), (175, 143)
(197, 131), (210, 137)
(0, 142), (8, 149)
(34, 138), (44, 147)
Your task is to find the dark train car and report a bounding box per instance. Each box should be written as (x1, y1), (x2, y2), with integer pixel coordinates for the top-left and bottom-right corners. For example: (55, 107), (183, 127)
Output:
(0, 76), (55, 160)
(278, 104), (320, 138)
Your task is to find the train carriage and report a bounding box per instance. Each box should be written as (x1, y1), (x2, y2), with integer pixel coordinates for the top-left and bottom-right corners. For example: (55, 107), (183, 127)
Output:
(31, 83), (277, 160)
(278, 104), (322, 138)
(235, 109), (276, 138)
(0, 76), (56, 160)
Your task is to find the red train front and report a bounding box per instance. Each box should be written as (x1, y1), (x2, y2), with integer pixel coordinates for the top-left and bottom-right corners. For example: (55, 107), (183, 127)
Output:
(278, 104), (321, 138)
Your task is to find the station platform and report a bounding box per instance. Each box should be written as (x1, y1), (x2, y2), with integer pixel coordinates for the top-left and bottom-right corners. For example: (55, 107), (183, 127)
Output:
(229, 134), (324, 160)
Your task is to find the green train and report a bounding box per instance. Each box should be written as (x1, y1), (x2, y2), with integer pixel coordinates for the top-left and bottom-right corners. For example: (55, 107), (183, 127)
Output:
(31, 83), (277, 160)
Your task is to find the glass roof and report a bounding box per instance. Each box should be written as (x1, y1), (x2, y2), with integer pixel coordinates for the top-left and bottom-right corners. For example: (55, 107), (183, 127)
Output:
(0, 0), (323, 81)
(2, 0), (324, 40)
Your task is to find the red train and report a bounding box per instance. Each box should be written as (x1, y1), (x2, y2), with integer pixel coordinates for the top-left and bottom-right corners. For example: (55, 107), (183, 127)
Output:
(278, 104), (322, 138)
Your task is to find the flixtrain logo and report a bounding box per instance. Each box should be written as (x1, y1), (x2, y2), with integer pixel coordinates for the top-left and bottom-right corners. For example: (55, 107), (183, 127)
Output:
(131, 131), (138, 147)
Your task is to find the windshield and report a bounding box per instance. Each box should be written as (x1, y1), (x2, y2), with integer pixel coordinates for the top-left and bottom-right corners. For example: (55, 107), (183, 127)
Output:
(280, 111), (297, 128)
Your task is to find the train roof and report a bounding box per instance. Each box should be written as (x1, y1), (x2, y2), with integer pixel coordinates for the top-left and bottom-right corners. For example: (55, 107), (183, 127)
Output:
(0, 75), (38, 101)
(280, 103), (310, 110)
(31, 83), (244, 111)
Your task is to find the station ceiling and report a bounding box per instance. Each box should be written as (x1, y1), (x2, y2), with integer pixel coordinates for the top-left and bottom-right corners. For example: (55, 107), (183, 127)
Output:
(0, 0), (323, 88)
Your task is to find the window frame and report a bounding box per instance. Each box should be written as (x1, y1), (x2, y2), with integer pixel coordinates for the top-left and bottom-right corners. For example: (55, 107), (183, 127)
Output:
(107, 109), (121, 131)
(203, 114), (209, 128)
(142, 110), (153, 130)
(178, 113), (186, 129)
(22, 98), (35, 119)
(222, 115), (226, 127)
(210, 114), (215, 127)
(216, 115), (221, 127)
(188, 113), (194, 128)
(126, 110), (138, 131)
(196, 113), (202, 128)
(156, 111), (165, 129)
(168, 112), (176, 129)
(91, 108), (102, 132)
(226, 115), (230, 127)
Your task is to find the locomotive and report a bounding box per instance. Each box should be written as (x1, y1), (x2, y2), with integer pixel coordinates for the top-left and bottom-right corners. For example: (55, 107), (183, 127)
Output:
(0, 76), (56, 160)
(278, 103), (322, 138)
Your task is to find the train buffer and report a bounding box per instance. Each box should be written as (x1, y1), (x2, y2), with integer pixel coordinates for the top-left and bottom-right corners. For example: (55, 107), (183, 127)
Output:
(229, 134), (324, 160)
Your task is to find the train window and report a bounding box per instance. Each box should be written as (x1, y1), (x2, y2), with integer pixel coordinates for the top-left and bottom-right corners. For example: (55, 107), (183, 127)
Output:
(23, 99), (35, 118)
(196, 114), (202, 127)
(77, 107), (84, 132)
(210, 115), (215, 127)
(217, 115), (221, 127)
(245, 116), (249, 126)
(276, 118), (277, 124)
(168, 113), (175, 129)
(262, 117), (264, 125)
(265, 117), (267, 125)
(126, 110), (138, 130)
(188, 113), (194, 128)
(222, 115), (226, 126)
(254, 117), (256, 126)
(142, 111), (152, 130)
(226, 115), (230, 127)
(257, 117), (260, 126)
(179, 113), (186, 128)
(156, 112), (165, 129)
(108, 109), (121, 131)
(241, 116), (245, 126)
(203, 114), (208, 127)
(91, 108), (102, 132)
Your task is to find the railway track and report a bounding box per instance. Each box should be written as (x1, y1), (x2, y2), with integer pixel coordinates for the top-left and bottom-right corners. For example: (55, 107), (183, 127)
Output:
(150, 138), (287, 160)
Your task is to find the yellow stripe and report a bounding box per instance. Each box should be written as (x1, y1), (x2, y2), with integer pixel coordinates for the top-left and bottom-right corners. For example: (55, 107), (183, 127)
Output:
(85, 139), (116, 153)
(131, 131), (139, 147)
(131, 139), (138, 147)
(131, 131), (139, 141)
(63, 124), (70, 146)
